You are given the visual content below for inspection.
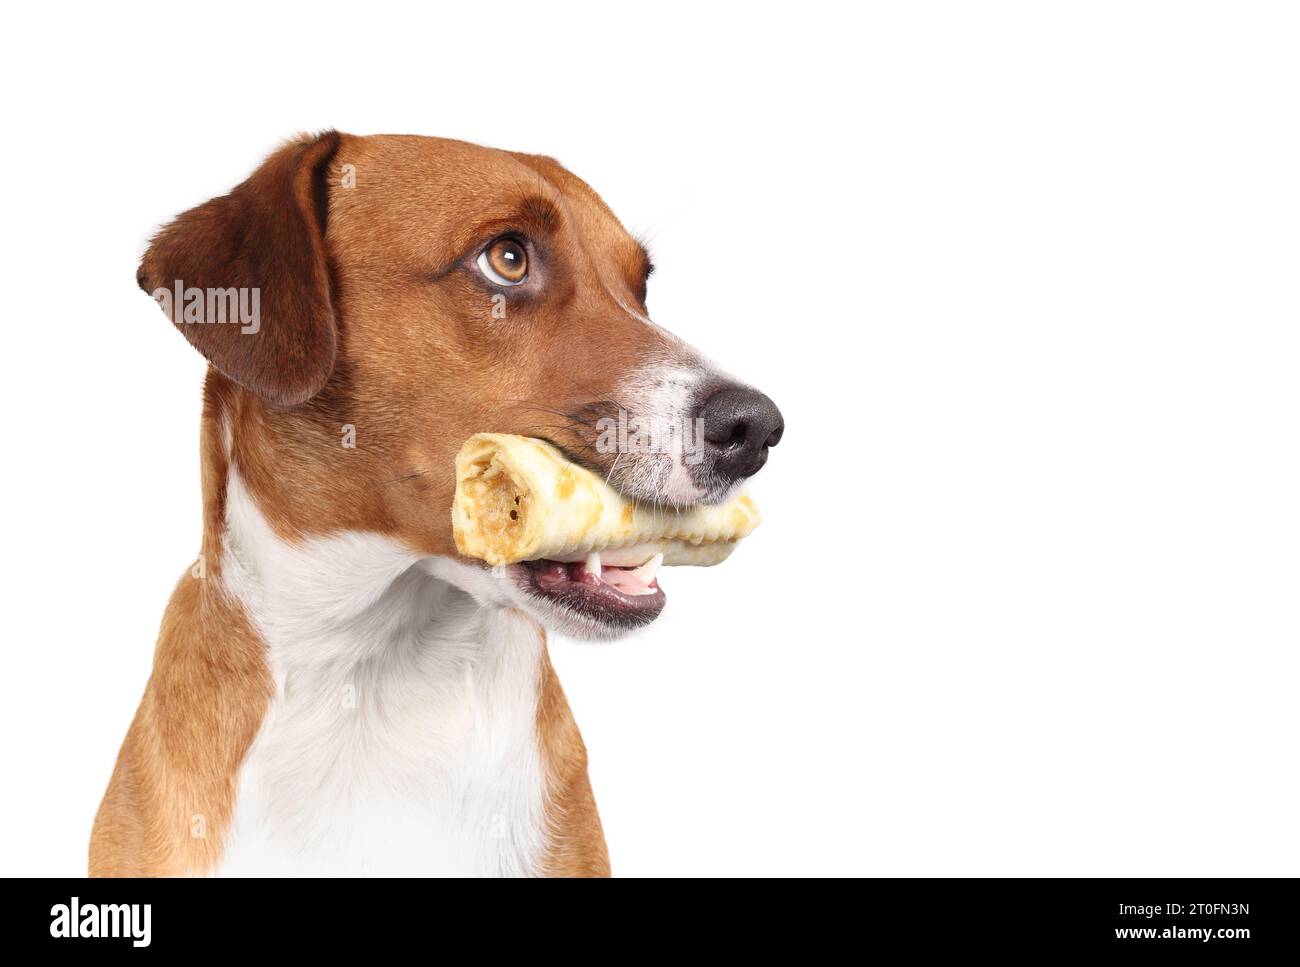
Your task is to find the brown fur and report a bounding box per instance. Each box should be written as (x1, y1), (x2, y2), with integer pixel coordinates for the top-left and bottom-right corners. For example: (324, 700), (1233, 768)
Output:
(137, 134), (342, 406)
(90, 384), (273, 876)
(93, 132), (673, 876)
(535, 645), (612, 877)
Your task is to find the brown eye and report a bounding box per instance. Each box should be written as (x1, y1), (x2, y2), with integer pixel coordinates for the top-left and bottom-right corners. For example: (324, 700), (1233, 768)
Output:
(477, 238), (528, 286)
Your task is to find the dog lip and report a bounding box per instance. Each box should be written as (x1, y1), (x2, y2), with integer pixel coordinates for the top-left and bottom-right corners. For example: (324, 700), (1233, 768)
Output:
(530, 437), (605, 479)
(516, 559), (666, 628)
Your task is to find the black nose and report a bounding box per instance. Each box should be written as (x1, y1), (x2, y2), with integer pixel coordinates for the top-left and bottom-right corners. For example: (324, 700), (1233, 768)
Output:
(697, 386), (784, 482)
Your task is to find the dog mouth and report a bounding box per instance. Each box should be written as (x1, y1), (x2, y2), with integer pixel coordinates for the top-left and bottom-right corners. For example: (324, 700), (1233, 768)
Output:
(517, 550), (666, 630)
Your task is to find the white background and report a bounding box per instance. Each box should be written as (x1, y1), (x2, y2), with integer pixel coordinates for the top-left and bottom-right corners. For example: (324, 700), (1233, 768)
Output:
(1, 2), (1297, 877)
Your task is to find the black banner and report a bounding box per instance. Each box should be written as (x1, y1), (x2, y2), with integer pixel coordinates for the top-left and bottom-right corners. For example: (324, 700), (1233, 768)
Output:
(3, 878), (1289, 955)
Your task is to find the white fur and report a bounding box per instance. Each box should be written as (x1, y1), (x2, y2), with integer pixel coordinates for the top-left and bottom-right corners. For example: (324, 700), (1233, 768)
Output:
(600, 281), (742, 505)
(606, 362), (717, 505)
(215, 470), (550, 876)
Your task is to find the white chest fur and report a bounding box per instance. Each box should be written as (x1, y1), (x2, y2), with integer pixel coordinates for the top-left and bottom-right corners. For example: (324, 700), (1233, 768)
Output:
(215, 472), (548, 876)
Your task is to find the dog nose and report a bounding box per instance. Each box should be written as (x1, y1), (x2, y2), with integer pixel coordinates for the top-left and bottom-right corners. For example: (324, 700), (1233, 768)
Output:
(697, 386), (784, 481)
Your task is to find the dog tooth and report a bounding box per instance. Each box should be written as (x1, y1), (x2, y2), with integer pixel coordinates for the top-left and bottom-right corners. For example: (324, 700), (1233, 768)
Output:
(585, 551), (602, 579)
(631, 553), (663, 585)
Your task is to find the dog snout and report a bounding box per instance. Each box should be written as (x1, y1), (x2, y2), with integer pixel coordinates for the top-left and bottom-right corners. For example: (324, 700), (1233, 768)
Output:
(696, 386), (784, 482)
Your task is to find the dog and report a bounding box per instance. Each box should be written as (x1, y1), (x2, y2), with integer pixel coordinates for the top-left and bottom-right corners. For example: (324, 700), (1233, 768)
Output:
(90, 132), (783, 876)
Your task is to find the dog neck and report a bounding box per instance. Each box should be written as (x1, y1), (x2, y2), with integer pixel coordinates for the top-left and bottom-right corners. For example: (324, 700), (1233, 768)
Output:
(201, 396), (560, 876)
(84, 375), (607, 877)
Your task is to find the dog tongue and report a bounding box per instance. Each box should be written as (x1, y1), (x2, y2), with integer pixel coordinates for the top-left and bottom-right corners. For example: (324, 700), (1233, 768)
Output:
(593, 564), (655, 596)
(527, 554), (661, 597)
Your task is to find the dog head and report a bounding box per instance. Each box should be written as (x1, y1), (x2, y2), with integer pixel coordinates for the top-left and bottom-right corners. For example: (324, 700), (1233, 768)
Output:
(139, 131), (783, 638)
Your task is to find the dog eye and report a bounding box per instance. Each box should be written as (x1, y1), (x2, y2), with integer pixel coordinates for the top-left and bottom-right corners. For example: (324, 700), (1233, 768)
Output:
(477, 238), (529, 286)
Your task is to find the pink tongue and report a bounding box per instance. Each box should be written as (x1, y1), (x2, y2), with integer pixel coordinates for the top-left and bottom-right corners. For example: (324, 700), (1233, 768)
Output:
(602, 568), (653, 595)
(573, 562), (654, 596)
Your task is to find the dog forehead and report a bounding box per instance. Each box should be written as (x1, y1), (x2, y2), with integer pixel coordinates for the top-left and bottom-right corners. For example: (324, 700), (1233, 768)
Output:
(340, 133), (547, 190)
(329, 134), (641, 271)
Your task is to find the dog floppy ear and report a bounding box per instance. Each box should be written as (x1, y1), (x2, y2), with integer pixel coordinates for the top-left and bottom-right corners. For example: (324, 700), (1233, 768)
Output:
(137, 131), (342, 406)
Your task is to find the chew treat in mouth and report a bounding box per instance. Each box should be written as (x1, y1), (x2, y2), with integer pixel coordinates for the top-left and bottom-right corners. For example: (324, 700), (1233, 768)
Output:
(451, 433), (761, 568)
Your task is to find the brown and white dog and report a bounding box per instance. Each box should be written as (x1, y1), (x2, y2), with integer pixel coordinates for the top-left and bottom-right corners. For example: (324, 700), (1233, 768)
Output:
(90, 132), (783, 876)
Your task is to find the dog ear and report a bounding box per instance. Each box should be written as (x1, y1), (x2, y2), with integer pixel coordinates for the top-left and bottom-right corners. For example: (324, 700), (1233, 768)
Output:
(137, 131), (342, 406)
